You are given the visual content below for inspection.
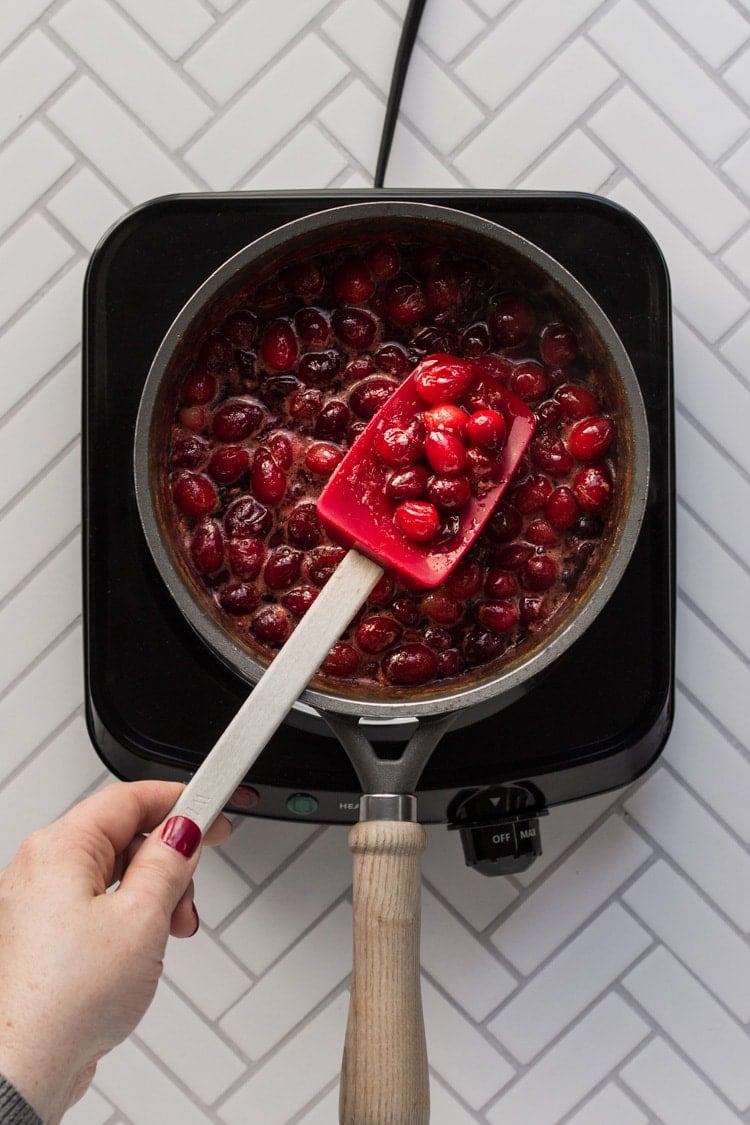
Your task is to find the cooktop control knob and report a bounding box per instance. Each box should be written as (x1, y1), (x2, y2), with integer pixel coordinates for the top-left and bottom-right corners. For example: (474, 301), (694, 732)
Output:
(448, 785), (547, 876)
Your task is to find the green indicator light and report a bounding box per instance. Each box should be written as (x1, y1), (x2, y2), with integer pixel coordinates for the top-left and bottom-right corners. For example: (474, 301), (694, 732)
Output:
(287, 792), (318, 816)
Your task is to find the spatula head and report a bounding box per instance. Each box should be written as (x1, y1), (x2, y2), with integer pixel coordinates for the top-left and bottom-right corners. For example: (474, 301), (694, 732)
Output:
(317, 355), (536, 589)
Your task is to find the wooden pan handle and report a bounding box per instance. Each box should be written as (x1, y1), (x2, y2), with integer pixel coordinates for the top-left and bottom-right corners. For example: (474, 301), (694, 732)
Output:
(340, 820), (429, 1125)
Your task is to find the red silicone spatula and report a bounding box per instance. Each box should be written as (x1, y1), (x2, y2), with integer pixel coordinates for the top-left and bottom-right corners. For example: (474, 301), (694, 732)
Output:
(165, 355), (534, 1125)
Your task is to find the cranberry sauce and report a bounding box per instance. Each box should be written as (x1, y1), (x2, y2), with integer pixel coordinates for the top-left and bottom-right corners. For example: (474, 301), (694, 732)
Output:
(164, 238), (617, 691)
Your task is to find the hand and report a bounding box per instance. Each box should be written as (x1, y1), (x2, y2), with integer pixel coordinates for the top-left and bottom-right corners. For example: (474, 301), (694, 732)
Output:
(0, 781), (231, 1123)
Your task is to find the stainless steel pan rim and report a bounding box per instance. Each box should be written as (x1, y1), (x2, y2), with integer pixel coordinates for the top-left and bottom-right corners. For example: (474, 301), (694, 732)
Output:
(134, 200), (650, 723)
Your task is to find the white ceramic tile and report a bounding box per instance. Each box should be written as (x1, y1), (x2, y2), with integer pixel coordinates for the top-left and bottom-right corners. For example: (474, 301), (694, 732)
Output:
(566, 1083), (648, 1125)
(676, 413), (750, 570)
(423, 823), (518, 930)
(589, 87), (746, 252)
(136, 979), (246, 1102)
(220, 826), (350, 974)
(0, 121), (74, 237)
(217, 992), (348, 1125)
(421, 887), (517, 1020)
(428, 1080), (484, 1125)
(422, 979), (515, 1109)
(621, 1036), (747, 1125)
(0, 29), (75, 144)
(190, 841), (253, 928)
(517, 129), (615, 193)
(488, 903), (651, 1063)
(94, 1037), (210, 1125)
(0, 260), (84, 417)
(184, 36), (349, 188)
(47, 76), (196, 202)
(242, 124), (348, 190)
(676, 602), (750, 751)
(591, 0), (748, 161)
(491, 815), (652, 973)
(470, 0), (515, 17)
(455, 40), (618, 186)
(720, 314), (750, 385)
(46, 168), (127, 252)
(418, 0), (485, 63)
(678, 505), (750, 660)
(722, 225), (750, 290)
(322, 0), (401, 95)
(62, 1085), (114, 1125)
(644, 0), (750, 68)
(455, 0), (604, 108)
(623, 947), (750, 1109)
(514, 789), (623, 887)
(607, 179), (747, 341)
(625, 768), (750, 931)
(724, 47), (750, 106)
(0, 353), (80, 510)
(114, 0), (214, 60)
(486, 995), (649, 1125)
(218, 810), (316, 884)
(723, 134), (750, 197)
(0, 0), (56, 54)
(163, 924), (252, 1022)
(400, 46), (487, 153)
(220, 901), (350, 1060)
(318, 79), (383, 176)
(0, 213), (74, 327)
(624, 859), (750, 1021)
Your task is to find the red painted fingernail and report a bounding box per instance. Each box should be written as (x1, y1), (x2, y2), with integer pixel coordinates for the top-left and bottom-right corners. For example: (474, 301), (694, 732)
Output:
(161, 816), (201, 858)
(190, 903), (200, 937)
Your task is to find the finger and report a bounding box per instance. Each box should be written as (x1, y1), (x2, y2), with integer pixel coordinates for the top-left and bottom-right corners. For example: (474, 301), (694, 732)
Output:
(116, 813), (203, 921)
(170, 881), (199, 939)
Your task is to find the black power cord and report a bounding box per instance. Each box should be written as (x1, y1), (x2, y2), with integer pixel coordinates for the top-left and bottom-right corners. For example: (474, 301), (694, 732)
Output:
(373, 0), (428, 188)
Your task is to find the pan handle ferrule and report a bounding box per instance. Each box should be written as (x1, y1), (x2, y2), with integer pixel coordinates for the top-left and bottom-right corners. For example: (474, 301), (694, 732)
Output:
(359, 793), (417, 822)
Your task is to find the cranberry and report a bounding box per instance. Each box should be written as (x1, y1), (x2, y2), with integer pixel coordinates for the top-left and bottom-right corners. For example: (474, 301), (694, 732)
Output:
(519, 596), (547, 624)
(251, 605), (290, 645)
(383, 275), (428, 327)
(462, 626), (509, 665)
(385, 465), (429, 502)
(488, 295), (534, 347)
(219, 582), (260, 615)
(446, 559), (483, 599)
(414, 356), (475, 404)
(427, 474), (471, 511)
(332, 306), (377, 349)
(573, 465), (612, 511)
(251, 447), (287, 503)
(524, 517), (559, 547)
(334, 258), (375, 304)
(425, 263), (459, 310)
(478, 600), (518, 632)
(424, 430), (466, 475)
(466, 408), (506, 451)
(263, 375), (300, 404)
(546, 486), (579, 530)
(179, 406), (206, 431)
(394, 500), (440, 543)
(287, 503), (322, 548)
(321, 641), (360, 677)
(374, 343), (410, 377)
(424, 624), (452, 650)
(419, 590), (461, 625)
(304, 442), (343, 475)
(556, 383), (600, 419)
(171, 430), (207, 468)
(264, 547), (303, 590)
(199, 334), (233, 372)
(253, 277), (287, 311)
(383, 643), (438, 685)
(314, 400), (351, 440)
(391, 596), (420, 625)
(573, 512), (604, 538)
(282, 585), (318, 617)
(294, 307), (330, 347)
(290, 386), (322, 424)
(568, 416), (614, 461)
(512, 473), (553, 513)
(356, 616), (403, 654)
(225, 496), (272, 538)
(223, 310), (258, 348)
(305, 546), (346, 586)
(485, 502), (523, 543)
(366, 242), (400, 280)
(190, 520), (224, 573)
(228, 536), (265, 579)
(465, 447), (501, 491)
(349, 377), (397, 419)
(510, 361), (550, 401)
(472, 353), (514, 386)
(540, 322), (577, 366)
(375, 425), (424, 468)
(212, 400), (263, 441)
(260, 320), (298, 372)
(236, 350), (256, 385)
(207, 445), (250, 484)
(484, 568), (517, 598)
(281, 261), (323, 297)
(437, 648), (465, 678)
(521, 554), (558, 591)
(298, 350), (341, 386)
(423, 402), (467, 438)
(461, 322), (491, 358)
(368, 574), (396, 606)
(411, 326), (458, 358)
(173, 472), (218, 519)
(182, 367), (217, 406)
(268, 432), (293, 470)
(494, 542), (535, 570)
(345, 355), (377, 382)
(531, 434), (574, 477)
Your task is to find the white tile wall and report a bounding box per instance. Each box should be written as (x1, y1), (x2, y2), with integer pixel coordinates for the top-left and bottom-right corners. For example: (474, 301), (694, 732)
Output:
(1, 1), (749, 1121)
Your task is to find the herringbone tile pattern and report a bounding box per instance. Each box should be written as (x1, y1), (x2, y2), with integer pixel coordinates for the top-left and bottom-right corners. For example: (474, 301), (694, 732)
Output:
(1, 1), (749, 1122)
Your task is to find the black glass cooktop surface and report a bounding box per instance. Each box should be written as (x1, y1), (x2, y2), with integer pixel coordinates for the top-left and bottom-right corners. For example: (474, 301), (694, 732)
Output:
(83, 190), (674, 826)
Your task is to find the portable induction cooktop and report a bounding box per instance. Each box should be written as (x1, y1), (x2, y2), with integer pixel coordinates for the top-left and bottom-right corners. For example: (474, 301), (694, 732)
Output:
(82, 189), (674, 875)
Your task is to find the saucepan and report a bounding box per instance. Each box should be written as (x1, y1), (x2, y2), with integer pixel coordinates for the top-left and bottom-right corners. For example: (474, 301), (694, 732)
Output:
(133, 201), (649, 1124)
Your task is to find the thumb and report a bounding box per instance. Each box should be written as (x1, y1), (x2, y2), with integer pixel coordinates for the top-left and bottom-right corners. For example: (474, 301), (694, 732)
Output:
(117, 815), (202, 922)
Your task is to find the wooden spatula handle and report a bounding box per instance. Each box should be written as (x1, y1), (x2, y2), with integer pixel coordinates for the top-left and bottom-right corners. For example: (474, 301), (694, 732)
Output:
(340, 820), (429, 1125)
